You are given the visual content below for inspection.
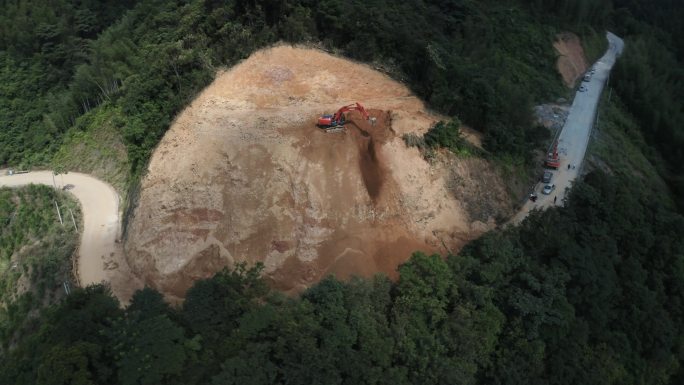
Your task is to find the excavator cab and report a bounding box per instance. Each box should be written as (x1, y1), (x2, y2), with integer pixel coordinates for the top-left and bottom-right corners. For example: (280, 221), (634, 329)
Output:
(318, 114), (342, 127)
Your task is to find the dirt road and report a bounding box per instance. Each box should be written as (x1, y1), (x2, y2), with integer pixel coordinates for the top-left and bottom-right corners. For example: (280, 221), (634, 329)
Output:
(512, 32), (624, 224)
(0, 170), (141, 302)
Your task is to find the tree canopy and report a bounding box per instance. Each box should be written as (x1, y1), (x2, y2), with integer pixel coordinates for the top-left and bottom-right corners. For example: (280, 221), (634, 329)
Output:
(1, 170), (683, 385)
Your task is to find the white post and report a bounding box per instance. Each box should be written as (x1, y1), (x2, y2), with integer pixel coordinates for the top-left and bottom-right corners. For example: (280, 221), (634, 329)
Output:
(69, 209), (78, 232)
(54, 200), (63, 225)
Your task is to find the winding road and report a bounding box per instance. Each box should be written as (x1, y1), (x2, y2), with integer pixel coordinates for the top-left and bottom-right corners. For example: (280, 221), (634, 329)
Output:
(512, 32), (624, 224)
(0, 170), (141, 302)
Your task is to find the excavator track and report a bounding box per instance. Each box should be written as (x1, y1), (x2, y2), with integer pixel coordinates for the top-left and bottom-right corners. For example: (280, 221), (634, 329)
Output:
(325, 126), (346, 133)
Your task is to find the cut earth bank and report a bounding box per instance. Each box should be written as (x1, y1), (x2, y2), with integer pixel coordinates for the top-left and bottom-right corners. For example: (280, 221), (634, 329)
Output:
(125, 44), (514, 302)
(554, 32), (590, 87)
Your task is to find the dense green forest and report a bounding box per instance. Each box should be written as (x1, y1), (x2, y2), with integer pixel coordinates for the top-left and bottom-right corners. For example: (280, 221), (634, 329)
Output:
(1, 1), (680, 200)
(0, 0), (583, 183)
(0, 185), (80, 346)
(611, 30), (684, 210)
(1, 171), (682, 385)
(1, 0), (684, 384)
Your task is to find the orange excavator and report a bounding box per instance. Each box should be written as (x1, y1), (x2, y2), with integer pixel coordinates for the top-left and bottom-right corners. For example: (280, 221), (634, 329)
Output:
(318, 102), (369, 130)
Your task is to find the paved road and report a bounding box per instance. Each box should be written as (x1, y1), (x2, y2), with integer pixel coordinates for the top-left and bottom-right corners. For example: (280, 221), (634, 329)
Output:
(512, 32), (624, 224)
(0, 170), (141, 303)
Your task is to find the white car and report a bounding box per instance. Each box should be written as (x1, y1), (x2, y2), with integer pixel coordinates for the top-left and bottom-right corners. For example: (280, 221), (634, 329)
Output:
(579, 85), (588, 92)
(542, 184), (556, 195)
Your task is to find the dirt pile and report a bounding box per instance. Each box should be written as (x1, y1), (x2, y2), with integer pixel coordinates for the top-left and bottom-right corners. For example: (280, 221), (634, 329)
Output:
(554, 32), (589, 87)
(125, 45), (510, 301)
(534, 104), (570, 133)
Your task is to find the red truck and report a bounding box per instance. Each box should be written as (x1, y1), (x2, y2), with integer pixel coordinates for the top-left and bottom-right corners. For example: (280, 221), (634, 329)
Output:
(544, 141), (560, 169)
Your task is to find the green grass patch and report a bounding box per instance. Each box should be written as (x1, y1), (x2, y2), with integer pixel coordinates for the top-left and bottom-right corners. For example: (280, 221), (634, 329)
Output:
(580, 27), (609, 64)
(0, 185), (80, 305)
(52, 105), (130, 196)
(403, 119), (482, 162)
(0, 185), (81, 349)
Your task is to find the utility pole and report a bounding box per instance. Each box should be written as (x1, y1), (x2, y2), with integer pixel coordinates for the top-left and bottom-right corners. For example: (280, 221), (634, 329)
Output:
(54, 201), (63, 225)
(69, 209), (78, 231)
(595, 110), (600, 130)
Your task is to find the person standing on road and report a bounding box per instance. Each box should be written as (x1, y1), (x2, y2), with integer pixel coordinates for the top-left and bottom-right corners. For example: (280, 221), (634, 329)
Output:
(554, 196), (557, 204)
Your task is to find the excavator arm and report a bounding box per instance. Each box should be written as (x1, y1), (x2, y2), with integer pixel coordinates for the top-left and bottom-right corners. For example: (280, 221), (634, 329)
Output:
(318, 102), (370, 128)
(333, 105), (354, 122)
(332, 103), (370, 123)
(352, 102), (369, 120)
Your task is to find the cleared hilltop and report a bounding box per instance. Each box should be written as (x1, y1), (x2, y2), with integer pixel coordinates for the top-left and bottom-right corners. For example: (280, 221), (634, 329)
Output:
(124, 45), (512, 300)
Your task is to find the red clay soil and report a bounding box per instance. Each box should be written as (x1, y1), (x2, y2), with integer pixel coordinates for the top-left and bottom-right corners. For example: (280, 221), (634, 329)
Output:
(346, 110), (393, 202)
(554, 32), (590, 87)
(124, 45), (509, 301)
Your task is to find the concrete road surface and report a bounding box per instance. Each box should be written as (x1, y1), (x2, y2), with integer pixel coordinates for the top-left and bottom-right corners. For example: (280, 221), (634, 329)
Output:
(512, 32), (624, 224)
(0, 170), (141, 303)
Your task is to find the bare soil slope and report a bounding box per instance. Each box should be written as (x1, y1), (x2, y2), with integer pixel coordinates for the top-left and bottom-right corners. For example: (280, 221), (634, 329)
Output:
(125, 45), (511, 301)
(554, 32), (589, 87)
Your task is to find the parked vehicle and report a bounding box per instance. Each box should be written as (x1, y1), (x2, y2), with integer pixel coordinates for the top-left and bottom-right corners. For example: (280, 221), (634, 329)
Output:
(6, 169), (29, 175)
(542, 184), (556, 195)
(542, 171), (553, 183)
(544, 141), (560, 169)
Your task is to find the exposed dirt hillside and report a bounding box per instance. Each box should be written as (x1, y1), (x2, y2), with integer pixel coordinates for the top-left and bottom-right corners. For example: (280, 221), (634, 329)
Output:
(554, 32), (589, 87)
(125, 45), (513, 301)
